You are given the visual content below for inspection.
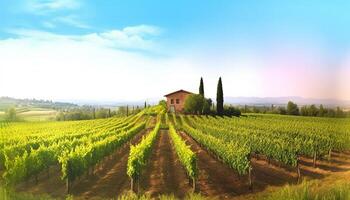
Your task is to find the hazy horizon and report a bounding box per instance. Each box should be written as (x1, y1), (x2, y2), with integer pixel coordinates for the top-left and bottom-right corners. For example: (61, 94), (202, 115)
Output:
(1, 1), (349, 101)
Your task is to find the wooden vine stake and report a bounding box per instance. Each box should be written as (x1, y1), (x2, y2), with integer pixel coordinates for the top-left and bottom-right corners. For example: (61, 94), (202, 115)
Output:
(313, 151), (317, 168)
(248, 166), (253, 190)
(192, 177), (196, 192)
(66, 178), (71, 194)
(248, 155), (253, 191)
(297, 156), (301, 183)
(130, 177), (135, 193)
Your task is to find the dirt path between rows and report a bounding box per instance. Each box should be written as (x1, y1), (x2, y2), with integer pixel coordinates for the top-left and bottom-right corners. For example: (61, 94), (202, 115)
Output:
(179, 130), (350, 199)
(73, 129), (149, 199)
(140, 129), (191, 198)
(179, 131), (250, 199)
(16, 129), (149, 200)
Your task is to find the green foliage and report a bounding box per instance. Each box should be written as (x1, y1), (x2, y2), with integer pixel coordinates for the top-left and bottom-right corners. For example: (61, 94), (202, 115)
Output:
(59, 122), (146, 182)
(287, 101), (299, 115)
(0, 97), (77, 112)
(127, 122), (161, 179)
(158, 100), (167, 109)
(223, 105), (241, 117)
(202, 98), (212, 115)
(168, 123), (197, 179)
(301, 104), (347, 118)
(188, 114), (350, 168)
(216, 77), (224, 116)
(56, 107), (117, 121)
(181, 116), (251, 175)
(1, 113), (146, 185)
(265, 180), (350, 200)
(116, 191), (209, 200)
(4, 107), (18, 122)
(184, 94), (204, 114)
(0, 186), (55, 200)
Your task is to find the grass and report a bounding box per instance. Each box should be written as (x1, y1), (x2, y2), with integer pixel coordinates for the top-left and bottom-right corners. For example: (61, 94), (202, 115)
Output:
(117, 192), (212, 200)
(17, 110), (57, 121)
(264, 180), (350, 200)
(0, 186), (56, 200)
(247, 170), (350, 200)
(1, 180), (349, 200)
(0, 111), (4, 121)
(0, 108), (57, 122)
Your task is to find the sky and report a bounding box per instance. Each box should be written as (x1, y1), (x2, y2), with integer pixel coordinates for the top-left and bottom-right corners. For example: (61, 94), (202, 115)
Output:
(0, 0), (349, 102)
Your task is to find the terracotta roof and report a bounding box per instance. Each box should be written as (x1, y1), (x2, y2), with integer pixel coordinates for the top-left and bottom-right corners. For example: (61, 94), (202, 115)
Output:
(164, 89), (193, 97)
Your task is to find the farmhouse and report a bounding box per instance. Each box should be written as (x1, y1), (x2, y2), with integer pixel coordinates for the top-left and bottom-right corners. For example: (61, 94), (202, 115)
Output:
(164, 89), (193, 113)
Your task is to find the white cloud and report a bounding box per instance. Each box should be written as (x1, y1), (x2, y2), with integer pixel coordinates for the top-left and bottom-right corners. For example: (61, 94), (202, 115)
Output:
(42, 21), (56, 29)
(123, 25), (162, 36)
(25, 0), (81, 14)
(0, 32), (194, 101)
(53, 15), (90, 29)
(1, 26), (349, 102)
(8, 25), (162, 51)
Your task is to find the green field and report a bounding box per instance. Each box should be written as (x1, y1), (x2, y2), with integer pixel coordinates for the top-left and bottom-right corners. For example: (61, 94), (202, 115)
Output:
(0, 108), (349, 200)
(0, 108), (57, 122)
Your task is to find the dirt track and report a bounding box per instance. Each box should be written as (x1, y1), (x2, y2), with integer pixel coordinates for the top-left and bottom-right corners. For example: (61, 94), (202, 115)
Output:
(140, 129), (191, 198)
(16, 129), (149, 199)
(179, 131), (250, 199)
(15, 128), (350, 199)
(178, 131), (350, 199)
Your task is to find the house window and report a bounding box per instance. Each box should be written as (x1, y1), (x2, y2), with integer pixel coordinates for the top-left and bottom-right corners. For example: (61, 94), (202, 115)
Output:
(176, 99), (180, 104)
(171, 99), (174, 104)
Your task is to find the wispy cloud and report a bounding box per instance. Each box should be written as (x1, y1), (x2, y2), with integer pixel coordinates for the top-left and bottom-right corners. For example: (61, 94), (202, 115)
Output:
(25, 0), (81, 14)
(9, 25), (163, 51)
(53, 15), (90, 29)
(42, 21), (56, 29)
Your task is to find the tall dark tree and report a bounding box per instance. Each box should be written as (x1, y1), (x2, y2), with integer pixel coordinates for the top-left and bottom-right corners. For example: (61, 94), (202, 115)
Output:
(144, 101), (147, 109)
(286, 101), (299, 115)
(199, 77), (204, 97)
(216, 77), (224, 115)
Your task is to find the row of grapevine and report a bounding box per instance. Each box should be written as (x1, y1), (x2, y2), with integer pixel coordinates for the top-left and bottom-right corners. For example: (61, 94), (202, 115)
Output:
(168, 122), (197, 189)
(127, 121), (161, 192)
(180, 116), (251, 176)
(188, 116), (299, 167)
(60, 122), (146, 193)
(193, 115), (349, 167)
(2, 113), (146, 185)
(0, 116), (126, 169)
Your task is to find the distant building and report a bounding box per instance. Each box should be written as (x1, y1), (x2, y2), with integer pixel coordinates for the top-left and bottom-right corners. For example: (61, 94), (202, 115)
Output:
(164, 90), (193, 113)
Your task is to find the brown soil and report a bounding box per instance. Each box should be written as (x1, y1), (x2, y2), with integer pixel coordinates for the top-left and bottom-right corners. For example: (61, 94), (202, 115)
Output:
(140, 129), (191, 198)
(179, 131), (350, 199)
(13, 128), (350, 200)
(179, 131), (250, 199)
(16, 129), (149, 200)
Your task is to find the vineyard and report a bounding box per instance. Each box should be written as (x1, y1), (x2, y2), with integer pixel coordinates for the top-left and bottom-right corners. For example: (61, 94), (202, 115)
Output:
(0, 108), (349, 199)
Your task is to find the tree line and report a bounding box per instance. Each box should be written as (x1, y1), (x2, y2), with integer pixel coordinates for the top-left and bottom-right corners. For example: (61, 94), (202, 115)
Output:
(56, 104), (148, 121)
(240, 101), (349, 118)
(183, 77), (241, 117)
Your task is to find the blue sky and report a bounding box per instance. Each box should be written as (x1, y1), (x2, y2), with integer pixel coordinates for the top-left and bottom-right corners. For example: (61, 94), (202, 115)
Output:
(0, 0), (349, 101)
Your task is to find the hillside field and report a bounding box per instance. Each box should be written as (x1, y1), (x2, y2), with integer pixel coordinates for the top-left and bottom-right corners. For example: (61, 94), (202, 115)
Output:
(0, 107), (349, 200)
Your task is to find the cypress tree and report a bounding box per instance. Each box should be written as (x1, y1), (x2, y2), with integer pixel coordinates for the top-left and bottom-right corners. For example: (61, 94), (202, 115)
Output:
(144, 101), (147, 109)
(216, 77), (224, 115)
(199, 77), (204, 97)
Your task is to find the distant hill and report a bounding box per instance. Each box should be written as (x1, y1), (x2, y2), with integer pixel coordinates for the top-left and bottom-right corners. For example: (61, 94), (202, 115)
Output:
(0, 97), (78, 111)
(225, 96), (350, 108)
